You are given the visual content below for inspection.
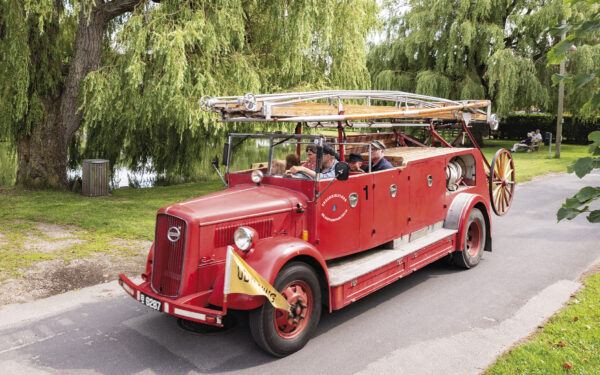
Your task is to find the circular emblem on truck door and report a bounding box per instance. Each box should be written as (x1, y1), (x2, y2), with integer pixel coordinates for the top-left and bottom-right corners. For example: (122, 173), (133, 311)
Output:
(321, 194), (348, 222)
(167, 226), (181, 242)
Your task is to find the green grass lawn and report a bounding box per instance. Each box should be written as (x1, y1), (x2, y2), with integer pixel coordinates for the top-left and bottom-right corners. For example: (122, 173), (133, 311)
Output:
(481, 140), (590, 183)
(0, 181), (224, 240)
(486, 269), (600, 374)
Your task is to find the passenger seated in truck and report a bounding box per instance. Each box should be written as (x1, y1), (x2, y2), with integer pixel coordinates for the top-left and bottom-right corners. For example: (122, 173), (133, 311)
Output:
(270, 159), (286, 175)
(302, 145), (317, 170)
(286, 144), (338, 179)
(286, 153), (301, 170)
(347, 153), (365, 174)
(362, 140), (393, 172)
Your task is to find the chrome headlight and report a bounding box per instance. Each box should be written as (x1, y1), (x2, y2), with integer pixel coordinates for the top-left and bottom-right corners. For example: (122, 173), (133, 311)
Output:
(251, 170), (264, 184)
(234, 226), (257, 251)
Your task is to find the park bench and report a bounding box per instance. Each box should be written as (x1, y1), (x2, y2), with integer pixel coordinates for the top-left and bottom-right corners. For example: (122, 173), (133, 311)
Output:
(515, 138), (542, 153)
(529, 138), (542, 152)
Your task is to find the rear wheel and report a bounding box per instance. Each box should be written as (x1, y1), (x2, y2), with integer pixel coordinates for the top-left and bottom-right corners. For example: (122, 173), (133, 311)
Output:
(453, 208), (486, 269)
(249, 262), (322, 357)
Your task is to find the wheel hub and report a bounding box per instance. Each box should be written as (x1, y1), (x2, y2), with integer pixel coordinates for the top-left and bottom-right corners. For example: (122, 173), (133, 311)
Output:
(466, 221), (481, 257)
(274, 281), (312, 338)
(288, 297), (308, 324)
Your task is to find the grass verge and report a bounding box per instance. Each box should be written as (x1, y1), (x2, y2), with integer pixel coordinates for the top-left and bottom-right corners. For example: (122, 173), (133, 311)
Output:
(486, 266), (600, 374)
(0, 181), (224, 240)
(481, 140), (589, 183)
(0, 181), (223, 281)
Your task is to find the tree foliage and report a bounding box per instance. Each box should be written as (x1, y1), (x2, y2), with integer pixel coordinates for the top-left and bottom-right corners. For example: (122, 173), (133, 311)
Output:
(78, 0), (378, 181)
(0, 0), (378, 187)
(557, 131), (600, 223)
(1, 0), (147, 188)
(0, 0), (75, 144)
(552, 0), (600, 224)
(368, 0), (600, 117)
(549, 0), (600, 117)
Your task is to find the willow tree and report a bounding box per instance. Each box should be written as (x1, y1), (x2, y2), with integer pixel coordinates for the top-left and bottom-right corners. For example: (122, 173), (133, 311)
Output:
(368, 0), (599, 117)
(0, 0), (153, 188)
(0, 0), (378, 188)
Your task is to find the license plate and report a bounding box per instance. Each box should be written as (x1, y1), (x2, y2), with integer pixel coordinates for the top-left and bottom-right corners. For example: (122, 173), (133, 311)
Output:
(140, 293), (162, 312)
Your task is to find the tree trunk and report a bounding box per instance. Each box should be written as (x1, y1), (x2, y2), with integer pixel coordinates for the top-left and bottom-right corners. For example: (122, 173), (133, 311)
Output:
(467, 123), (487, 148)
(16, 98), (67, 188)
(15, 0), (144, 189)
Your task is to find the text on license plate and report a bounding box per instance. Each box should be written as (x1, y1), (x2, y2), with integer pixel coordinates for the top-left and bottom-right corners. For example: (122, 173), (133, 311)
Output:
(140, 293), (162, 311)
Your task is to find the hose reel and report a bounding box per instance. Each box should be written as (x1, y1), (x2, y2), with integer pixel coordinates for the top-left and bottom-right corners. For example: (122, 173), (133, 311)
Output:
(446, 160), (463, 191)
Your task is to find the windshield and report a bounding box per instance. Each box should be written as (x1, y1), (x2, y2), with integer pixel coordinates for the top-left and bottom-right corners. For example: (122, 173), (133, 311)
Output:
(227, 133), (326, 179)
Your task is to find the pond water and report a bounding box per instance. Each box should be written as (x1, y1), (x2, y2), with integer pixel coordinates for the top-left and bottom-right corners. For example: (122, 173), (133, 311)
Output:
(0, 136), (318, 188)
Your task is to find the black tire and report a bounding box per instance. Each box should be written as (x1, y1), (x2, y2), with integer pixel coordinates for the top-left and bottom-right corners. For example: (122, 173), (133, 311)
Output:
(453, 208), (486, 269)
(249, 262), (322, 357)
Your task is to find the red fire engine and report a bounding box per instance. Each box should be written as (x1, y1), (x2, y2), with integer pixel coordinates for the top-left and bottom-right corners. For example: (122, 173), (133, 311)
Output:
(119, 90), (515, 357)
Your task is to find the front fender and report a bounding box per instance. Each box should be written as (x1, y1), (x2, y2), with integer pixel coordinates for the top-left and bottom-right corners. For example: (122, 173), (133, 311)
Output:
(143, 243), (154, 278)
(444, 193), (492, 252)
(208, 237), (329, 310)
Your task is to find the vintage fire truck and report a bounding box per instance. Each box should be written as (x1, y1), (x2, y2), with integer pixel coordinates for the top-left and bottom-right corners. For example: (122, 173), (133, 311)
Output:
(119, 90), (515, 357)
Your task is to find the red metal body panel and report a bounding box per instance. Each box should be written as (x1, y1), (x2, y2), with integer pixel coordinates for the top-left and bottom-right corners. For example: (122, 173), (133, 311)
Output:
(315, 179), (362, 259)
(371, 169), (408, 244)
(408, 159), (447, 230)
(163, 183), (306, 225)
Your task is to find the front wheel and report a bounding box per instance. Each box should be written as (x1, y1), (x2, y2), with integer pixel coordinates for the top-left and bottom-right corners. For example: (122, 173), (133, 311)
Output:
(249, 262), (322, 357)
(453, 208), (486, 269)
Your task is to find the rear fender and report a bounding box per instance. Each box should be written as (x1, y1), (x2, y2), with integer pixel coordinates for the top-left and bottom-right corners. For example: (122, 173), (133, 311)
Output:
(444, 193), (492, 252)
(208, 237), (329, 310)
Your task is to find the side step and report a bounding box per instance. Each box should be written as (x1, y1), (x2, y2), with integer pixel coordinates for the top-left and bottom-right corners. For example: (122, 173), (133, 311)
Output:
(327, 228), (457, 310)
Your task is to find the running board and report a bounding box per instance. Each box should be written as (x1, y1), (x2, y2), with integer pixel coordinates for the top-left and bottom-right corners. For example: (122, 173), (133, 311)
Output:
(327, 228), (458, 287)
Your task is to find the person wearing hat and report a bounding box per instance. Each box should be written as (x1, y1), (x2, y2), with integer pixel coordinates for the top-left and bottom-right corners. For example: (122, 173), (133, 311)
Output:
(286, 144), (338, 179)
(363, 140), (393, 172)
(347, 153), (365, 174)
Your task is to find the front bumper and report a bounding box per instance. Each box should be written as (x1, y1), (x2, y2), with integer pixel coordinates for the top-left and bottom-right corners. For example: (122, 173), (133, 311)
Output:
(118, 274), (226, 327)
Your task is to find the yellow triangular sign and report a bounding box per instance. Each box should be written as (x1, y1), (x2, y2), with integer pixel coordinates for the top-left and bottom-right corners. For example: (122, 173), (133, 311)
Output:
(224, 246), (291, 312)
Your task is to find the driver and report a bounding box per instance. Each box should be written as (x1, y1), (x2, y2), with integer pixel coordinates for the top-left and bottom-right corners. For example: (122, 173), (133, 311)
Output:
(286, 144), (338, 179)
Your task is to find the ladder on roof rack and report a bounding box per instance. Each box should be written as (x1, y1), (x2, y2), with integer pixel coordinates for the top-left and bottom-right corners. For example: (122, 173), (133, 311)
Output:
(200, 90), (499, 130)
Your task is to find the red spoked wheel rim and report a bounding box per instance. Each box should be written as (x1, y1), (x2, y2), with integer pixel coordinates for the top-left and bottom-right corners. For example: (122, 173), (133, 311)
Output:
(466, 220), (482, 258)
(489, 149), (515, 216)
(274, 280), (313, 339)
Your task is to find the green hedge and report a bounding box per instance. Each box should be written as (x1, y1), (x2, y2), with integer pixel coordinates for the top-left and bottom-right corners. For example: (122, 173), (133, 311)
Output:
(497, 114), (599, 144)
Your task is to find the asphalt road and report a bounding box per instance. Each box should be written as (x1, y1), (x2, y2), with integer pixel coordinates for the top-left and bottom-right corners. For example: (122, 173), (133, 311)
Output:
(1, 170), (599, 375)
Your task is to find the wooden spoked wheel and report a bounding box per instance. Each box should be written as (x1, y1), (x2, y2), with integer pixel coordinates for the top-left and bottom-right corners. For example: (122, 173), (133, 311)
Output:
(489, 149), (515, 216)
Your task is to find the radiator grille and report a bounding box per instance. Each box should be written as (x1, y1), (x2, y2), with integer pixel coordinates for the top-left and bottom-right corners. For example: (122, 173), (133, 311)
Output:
(214, 219), (273, 248)
(151, 214), (187, 297)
